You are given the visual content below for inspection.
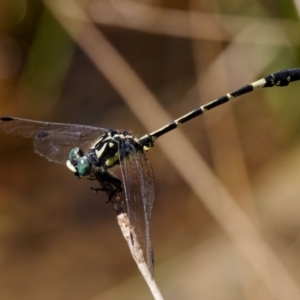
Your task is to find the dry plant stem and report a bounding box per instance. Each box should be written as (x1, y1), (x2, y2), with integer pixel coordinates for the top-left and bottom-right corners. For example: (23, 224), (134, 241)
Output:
(117, 213), (164, 300)
(108, 193), (163, 300)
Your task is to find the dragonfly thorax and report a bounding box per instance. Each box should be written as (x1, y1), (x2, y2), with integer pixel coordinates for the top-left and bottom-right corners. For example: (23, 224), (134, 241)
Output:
(65, 130), (142, 178)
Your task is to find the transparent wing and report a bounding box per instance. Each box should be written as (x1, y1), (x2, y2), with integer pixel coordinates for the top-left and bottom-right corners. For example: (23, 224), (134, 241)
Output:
(33, 131), (95, 164)
(119, 140), (155, 275)
(0, 116), (109, 164)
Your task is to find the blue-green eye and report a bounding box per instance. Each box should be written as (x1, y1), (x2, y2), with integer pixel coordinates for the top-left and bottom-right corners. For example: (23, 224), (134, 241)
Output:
(77, 157), (92, 176)
(69, 147), (83, 160)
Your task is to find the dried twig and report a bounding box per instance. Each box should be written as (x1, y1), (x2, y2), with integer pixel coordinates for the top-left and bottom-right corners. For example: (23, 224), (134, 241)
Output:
(117, 212), (163, 300)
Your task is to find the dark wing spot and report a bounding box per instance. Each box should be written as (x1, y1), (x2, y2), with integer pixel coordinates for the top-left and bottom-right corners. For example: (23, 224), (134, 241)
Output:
(37, 131), (49, 139)
(0, 116), (13, 121)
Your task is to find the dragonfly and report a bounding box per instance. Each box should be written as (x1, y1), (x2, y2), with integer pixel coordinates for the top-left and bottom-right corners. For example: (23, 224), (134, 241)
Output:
(1, 68), (300, 276)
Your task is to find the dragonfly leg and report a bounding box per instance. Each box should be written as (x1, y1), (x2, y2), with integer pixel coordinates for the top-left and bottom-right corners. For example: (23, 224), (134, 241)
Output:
(107, 180), (123, 202)
(90, 186), (106, 193)
(92, 170), (123, 202)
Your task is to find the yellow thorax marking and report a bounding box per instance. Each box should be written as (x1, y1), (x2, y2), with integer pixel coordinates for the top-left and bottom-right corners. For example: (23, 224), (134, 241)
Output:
(105, 152), (119, 167)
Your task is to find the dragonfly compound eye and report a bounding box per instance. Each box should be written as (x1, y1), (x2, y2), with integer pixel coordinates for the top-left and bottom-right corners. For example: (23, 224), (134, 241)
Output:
(77, 157), (92, 176)
(68, 147), (83, 160)
(66, 148), (90, 176)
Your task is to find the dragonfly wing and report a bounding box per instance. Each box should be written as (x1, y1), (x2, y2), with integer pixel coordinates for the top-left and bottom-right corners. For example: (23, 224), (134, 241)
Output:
(119, 140), (155, 275)
(0, 117), (109, 164)
(33, 131), (83, 164)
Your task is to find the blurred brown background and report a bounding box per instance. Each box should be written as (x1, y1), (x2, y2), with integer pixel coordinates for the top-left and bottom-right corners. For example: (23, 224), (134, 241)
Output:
(1, 0), (300, 299)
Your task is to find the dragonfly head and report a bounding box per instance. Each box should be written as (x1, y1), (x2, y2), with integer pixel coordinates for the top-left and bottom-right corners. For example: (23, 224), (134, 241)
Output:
(66, 147), (92, 177)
